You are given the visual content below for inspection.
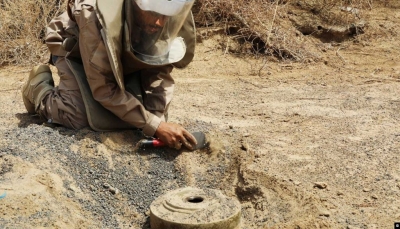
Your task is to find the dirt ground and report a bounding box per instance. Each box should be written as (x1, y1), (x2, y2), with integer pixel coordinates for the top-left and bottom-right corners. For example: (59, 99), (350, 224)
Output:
(1, 4), (400, 229)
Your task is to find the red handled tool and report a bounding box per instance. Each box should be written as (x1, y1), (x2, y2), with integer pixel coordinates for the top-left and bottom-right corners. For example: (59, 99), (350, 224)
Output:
(137, 132), (208, 150)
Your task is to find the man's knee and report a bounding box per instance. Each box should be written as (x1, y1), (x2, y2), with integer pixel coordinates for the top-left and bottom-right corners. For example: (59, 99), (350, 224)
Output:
(59, 91), (88, 130)
(65, 113), (89, 130)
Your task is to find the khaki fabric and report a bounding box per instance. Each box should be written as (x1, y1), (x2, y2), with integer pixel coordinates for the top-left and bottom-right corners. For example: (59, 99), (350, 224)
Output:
(39, 56), (89, 130)
(65, 58), (137, 131)
(42, 0), (196, 136)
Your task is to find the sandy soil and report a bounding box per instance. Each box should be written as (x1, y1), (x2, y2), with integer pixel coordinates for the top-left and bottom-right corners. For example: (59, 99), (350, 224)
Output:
(1, 4), (400, 229)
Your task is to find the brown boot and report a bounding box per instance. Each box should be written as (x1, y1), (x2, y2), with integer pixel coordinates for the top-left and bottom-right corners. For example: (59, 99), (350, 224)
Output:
(22, 65), (54, 114)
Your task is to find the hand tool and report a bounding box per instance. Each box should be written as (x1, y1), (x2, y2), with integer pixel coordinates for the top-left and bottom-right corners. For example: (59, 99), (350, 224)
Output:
(136, 132), (208, 151)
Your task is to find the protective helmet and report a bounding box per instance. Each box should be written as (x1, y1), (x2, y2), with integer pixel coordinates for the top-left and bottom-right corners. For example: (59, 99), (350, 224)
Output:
(128, 0), (195, 65)
(134, 0), (191, 16)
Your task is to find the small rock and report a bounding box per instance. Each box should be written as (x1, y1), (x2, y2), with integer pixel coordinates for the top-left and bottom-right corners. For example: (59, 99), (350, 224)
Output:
(109, 187), (119, 195)
(103, 183), (110, 189)
(229, 125), (233, 129)
(347, 226), (361, 229)
(320, 196), (328, 201)
(319, 210), (330, 217)
(293, 181), (301, 186)
(371, 194), (378, 199)
(337, 191), (344, 196)
(363, 188), (370, 192)
(240, 141), (249, 151)
(314, 182), (327, 189)
(243, 133), (250, 137)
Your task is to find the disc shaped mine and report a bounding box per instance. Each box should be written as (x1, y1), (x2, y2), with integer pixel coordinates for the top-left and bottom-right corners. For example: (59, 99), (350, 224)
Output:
(150, 187), (241, 229)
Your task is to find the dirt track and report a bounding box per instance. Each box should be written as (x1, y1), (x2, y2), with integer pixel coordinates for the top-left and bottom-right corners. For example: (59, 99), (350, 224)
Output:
(1, 5), (400, 229)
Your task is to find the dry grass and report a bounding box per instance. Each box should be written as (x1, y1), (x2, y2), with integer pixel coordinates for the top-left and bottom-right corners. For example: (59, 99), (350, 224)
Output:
(0, 0), (65, 66)
(0, 0), (395, 67)
(193, 0), (392, 61)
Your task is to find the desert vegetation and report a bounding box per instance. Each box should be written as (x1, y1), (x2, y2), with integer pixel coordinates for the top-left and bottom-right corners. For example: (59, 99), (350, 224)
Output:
(0, 0), (65, 66)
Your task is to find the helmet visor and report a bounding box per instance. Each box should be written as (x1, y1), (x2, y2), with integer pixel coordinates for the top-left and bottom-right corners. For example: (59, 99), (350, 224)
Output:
(129, 0), (195, 65)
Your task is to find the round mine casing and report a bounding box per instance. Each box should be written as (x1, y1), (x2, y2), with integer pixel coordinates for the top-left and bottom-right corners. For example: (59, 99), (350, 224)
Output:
(150, 187), (241, 229)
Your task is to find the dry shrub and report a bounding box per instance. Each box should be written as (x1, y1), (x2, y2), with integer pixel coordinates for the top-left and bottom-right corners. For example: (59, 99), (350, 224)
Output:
(0, 0), (65, 66)
(193, 0), (390, 62)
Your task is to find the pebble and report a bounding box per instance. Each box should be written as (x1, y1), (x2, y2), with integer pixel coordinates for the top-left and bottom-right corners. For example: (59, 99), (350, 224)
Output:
(320, 196), (328, 201)
(109, 187), (119, 195)
(347, 226), (361, 229)
(103, 183), (110, 189)
(243, 133), (250, 137)
(319, 210), (330, 217)
(241, 143), (248, 151)
(293, 181), (301, 186)
(314, 182), (327, 189)
(371, 194), (378, 199)
(363, 188), (370, 192)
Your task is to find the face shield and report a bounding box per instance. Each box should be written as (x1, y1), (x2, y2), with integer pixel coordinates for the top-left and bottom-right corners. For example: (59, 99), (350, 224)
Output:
(129, 0), (195, 65)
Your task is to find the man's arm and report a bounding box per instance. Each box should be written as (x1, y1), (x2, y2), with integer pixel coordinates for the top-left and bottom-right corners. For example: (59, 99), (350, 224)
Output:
(140, 67), (197, 149)
(140, 66), (174, 120)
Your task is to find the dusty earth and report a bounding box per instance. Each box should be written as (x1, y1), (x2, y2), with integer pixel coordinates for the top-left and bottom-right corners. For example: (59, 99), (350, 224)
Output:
(1, 4), (400, 229)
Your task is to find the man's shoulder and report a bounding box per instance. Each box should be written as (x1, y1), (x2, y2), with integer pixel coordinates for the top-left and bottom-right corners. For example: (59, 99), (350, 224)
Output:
(96, 0), (125, 14)
(95, 0), (125, 30)
(68, 0), (97, 15)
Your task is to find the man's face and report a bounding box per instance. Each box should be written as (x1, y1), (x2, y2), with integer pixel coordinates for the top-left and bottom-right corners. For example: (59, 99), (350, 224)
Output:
(135, 9), (168, 35)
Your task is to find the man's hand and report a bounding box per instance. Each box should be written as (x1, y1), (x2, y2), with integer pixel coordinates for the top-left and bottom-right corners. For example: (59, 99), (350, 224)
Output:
(154, 122), (197, 150)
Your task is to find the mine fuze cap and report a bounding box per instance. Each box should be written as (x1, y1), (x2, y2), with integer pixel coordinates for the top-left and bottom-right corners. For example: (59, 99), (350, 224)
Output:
(134, 0), (194, 16)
